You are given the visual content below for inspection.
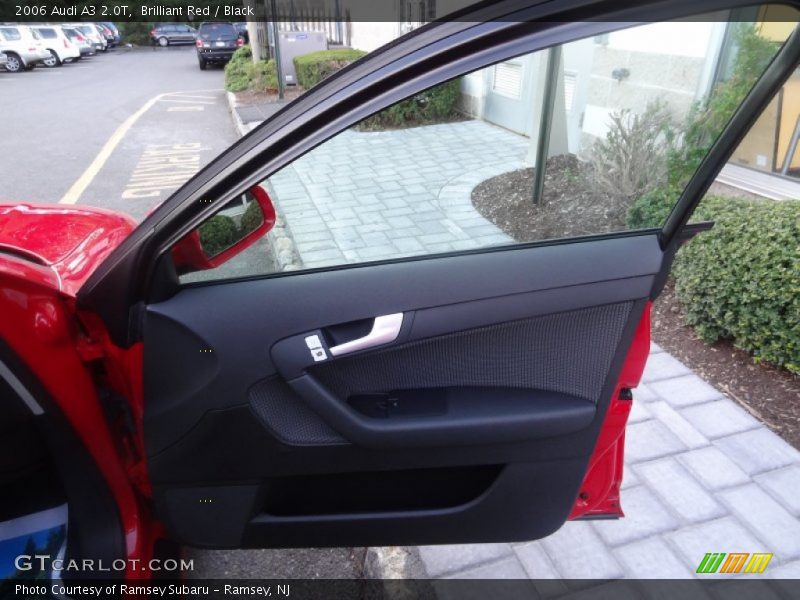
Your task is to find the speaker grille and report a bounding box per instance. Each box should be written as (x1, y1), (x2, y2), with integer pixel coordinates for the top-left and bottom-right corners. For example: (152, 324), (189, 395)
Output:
(250, 376), (346, 445)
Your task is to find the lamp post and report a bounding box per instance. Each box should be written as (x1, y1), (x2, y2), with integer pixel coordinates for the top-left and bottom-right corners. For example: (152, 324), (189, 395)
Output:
(532, 45), (562, 204)
(269, 0), (285, 100)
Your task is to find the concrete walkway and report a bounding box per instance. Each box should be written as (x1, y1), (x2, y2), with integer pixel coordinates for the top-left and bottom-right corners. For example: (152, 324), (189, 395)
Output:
(406, 342), (800, 586)
(265, 120), (524, 269)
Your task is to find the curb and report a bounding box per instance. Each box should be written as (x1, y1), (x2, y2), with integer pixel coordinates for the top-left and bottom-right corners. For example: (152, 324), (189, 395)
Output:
(363, 547), (435, 597)
(226, 91), (252, 137)
(226, 91), (303, 272)
(262, 180), (304, 272)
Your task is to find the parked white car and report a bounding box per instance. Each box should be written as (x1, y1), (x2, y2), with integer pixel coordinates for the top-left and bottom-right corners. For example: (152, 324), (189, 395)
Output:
(61, 26), (95, 57)
(30, 25), (81, 67)
(69, 24), (107, 53)
(0, 25), (50, 72)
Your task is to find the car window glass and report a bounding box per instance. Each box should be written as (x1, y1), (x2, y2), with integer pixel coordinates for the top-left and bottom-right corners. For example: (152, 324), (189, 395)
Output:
(199, 24), (236, 39)
(177, 12), (795, 285)
(38, 29), (57, 39)
(0, 27), (21, 41)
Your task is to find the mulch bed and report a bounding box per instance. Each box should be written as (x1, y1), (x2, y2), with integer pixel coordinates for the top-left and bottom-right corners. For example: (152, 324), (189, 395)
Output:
(472, 156), (800, 450)
(471, 155), (628, 242)
(234, 88), (305, 105)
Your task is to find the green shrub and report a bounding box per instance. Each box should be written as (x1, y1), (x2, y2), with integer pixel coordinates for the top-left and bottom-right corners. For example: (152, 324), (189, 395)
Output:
(249, 59), (279, 92)
(294, 48), (367, 88)
(224, 46), (278, 93)
(359, 79), (462, 129)
(224, 46), (253, 92)
(673, 196), (800, 374)
(198, 215), (238, 257)
(626, 183), (682, 229)
(293, 47), (461, 128)
(118, 22), (156, 45)
(240, 198), (265, 234)
(231, 44), (252, 61)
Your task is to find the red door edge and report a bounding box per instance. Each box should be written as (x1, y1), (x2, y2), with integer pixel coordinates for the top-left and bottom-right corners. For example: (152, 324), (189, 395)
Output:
(568, 301), (651, 520)
(0, 259), (162, 582)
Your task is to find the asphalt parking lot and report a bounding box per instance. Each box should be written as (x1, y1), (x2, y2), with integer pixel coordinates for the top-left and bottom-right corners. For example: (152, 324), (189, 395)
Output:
(0, 43), (363, 580)
(0, 45), (236, 221)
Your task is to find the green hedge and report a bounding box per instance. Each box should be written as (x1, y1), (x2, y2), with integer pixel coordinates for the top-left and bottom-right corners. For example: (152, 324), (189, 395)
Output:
(224, 46), (254, 91)
(118, 22), (155, 45)
(198, 215), (239, 257)
(673, 196), (800, 374)
(224, 46), (278, 93)
(240, 197), (264, 234)
(626, 183), (681, 229)
(294, 48), (367, 88)
(359, 79), (462, 129)
(249, 59), (279, 91)
(293, 48), (461, 128)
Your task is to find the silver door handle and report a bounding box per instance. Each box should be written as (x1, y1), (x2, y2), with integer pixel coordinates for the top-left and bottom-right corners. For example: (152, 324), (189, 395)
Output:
(329, 313), (404, 357)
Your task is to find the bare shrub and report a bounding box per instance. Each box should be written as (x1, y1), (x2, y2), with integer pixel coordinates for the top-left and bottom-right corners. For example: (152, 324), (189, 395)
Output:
(585, 101), (676, 218)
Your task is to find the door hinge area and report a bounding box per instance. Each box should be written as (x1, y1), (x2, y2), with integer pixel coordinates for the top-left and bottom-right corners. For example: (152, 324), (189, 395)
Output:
(75, 334), (105, 362)
(98, 385), (151, 497)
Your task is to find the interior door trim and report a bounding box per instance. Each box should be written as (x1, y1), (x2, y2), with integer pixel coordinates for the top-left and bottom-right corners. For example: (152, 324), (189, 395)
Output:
(329, 313), (404, 357)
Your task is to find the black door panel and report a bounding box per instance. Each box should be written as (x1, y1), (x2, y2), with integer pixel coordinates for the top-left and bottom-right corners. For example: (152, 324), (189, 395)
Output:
(145, 234), (661, 455)
(144, 235), (657, 547)
(159, 460), (587, 548)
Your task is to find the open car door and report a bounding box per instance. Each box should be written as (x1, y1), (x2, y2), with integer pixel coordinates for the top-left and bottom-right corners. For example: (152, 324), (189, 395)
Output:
(78, 0), (800, 549)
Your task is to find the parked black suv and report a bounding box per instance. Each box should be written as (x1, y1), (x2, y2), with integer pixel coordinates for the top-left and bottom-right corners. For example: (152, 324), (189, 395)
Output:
(150, 23), (197, 47)
(195, 22), (242, 70)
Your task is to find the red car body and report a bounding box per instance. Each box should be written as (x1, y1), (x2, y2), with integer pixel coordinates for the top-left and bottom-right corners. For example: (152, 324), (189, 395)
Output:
(0, 204), (160, 578)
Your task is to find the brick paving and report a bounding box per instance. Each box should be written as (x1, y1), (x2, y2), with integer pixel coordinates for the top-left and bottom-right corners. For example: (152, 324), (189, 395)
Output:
(265, 121), (525, 269)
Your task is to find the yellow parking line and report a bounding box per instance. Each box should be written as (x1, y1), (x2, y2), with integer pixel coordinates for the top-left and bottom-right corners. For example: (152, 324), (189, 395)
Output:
(59, 92), (168, 204)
